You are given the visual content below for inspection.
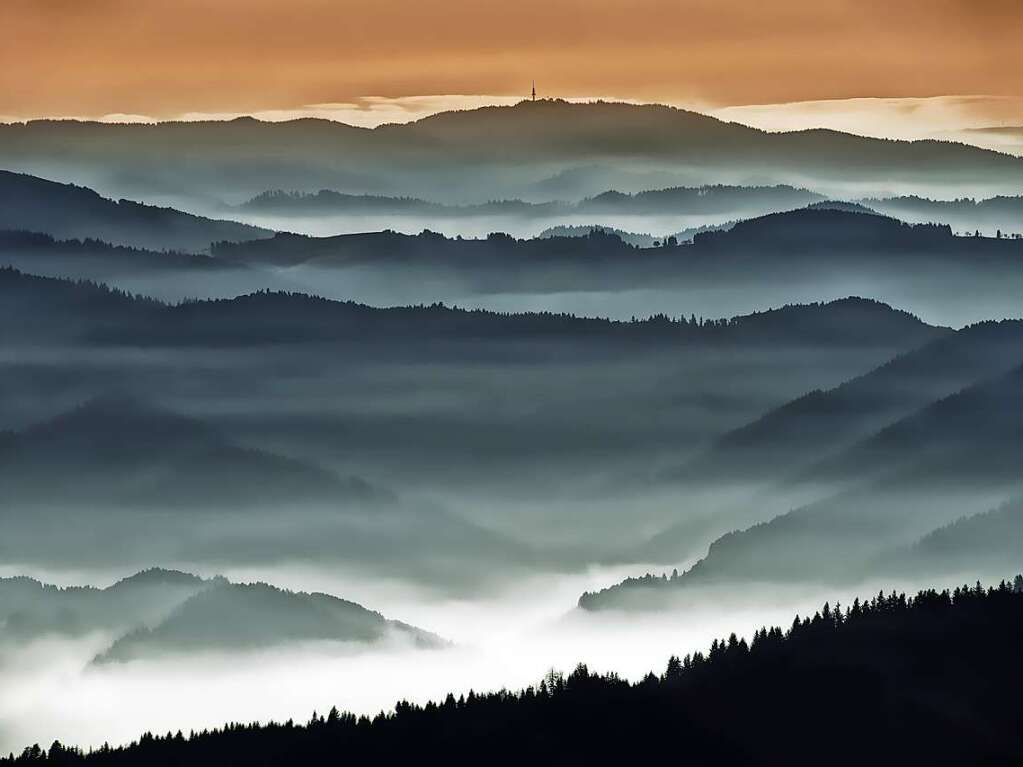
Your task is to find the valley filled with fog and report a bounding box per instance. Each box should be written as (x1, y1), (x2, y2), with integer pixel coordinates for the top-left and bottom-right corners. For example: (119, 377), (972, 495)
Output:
(3, 561), (980, 754)
(2, 100), (1023, 757)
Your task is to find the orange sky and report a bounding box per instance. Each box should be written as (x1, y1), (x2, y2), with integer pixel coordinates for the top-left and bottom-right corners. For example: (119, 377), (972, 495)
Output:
(1, 0), (1021, 122)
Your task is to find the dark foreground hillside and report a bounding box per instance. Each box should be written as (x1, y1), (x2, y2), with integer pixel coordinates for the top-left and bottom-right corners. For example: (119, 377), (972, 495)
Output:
(8, 578), (1023, 766)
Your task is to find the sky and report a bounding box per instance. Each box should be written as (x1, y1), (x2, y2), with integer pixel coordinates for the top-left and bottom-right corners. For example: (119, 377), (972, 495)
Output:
(2, 0), (1022, 150)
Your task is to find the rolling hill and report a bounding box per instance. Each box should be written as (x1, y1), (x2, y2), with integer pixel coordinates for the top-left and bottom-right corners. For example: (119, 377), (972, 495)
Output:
(0, 569), (207, 640)
(0, 569), (444, 659)
(0, 266), (946, 351)
(586, 363), (1023, 610)
(864, 195), (1023, 236)
(0, 394), (369, 509)
(678, 318), (1023, 484)
(94, 580), (445, 663)
(211, 206), (1023, 279)
(0, 170), (272, 252)
(3, 101), (1023, 205)
(238, 183), (822, 220)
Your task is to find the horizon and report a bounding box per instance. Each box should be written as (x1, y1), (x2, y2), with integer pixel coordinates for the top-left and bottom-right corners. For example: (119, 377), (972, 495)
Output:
(3, 0), (1021, 155)
(3, 94), (1022, 157)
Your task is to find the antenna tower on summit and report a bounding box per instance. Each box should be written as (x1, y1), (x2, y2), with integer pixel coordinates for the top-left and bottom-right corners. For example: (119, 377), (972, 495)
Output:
(531, 81), (536, 101)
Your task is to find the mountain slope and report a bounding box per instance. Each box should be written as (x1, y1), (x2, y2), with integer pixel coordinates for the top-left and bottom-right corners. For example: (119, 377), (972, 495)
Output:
(0, 170), (272, 252)
(590, 364), (1023, 609)
(799, 363), (1023, 485)
(0, 230), (277, 303)
(94, 581), (445, 662)
(681, 318), (1023, 482)
(864, 195), (1023, 236)
(0, 569), (208, 639)
(0, 570), (444, 658)
(0, 395), (367, 509)
(13, 581), (1023, 766)
(0, 394), (528, 580)
(0, 266), (946, 351)
(888, 498), (1023, 576)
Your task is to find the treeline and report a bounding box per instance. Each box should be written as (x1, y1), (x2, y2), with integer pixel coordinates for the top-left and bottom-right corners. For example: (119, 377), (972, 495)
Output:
(7, 266), (922, 348)
(8, 578), (1023, 766)
(0, 230), (220, 260)
(241, 184), (822, 217)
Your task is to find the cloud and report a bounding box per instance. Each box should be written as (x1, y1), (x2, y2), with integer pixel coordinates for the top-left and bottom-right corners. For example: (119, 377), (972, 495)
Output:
(2, 1), (1022, 118)
(708, 96), (1023, 155)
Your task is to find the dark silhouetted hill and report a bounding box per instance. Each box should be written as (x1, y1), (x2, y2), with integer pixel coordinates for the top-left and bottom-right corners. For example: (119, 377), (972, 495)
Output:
(0, 267), (161, 344)
(799, 362), (1023, 486)
(211, 207), (1023, 294)
(11, 580), (1023, 766)
(691, 206), (956, 254)
(537, 224), (659, 247)
(209, 227), (646, 269)
(239, 189), (565, 217)
(0, 230), (248, 280)
(0, 267), (944, 351)
(576, 184), (824, 214)
(0, 170), (271, 252)
(864, 195), (1023, 236)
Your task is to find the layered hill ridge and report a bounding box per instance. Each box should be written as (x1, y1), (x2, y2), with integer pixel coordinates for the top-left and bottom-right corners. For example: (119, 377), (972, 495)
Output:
(680, 318), (1023, 484)
(0, 394), (371, 509)
(889, 498), (1023, 575)
(94, 580), (445, 663)
(0, 170), (271, 252)
(4, 100), (1022, 203)
(593, 319), (1023, 610)
(238, 183), (824, 218)
(586, 359), (1023, 610)
(5, 169), (1023, 329)
(0, 568), (209, 639)
(0, 266), (946, 352)
(211, 206), (1023, 277)
(0, 570), (444, 661)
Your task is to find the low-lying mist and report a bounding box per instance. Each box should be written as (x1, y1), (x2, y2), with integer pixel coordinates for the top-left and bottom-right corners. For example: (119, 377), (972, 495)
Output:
(0, 563), (976, 756)
(222, 210), (738, 242)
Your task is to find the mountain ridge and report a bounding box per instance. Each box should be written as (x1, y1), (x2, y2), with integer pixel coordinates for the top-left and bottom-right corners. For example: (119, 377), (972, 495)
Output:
(0, 170), (272, 252)
(0, 266), (945, 350)
(5, 100), (1022, 204)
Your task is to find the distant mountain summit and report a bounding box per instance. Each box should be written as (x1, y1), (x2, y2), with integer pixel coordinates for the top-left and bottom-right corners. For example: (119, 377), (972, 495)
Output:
(4, 101), (1022, 204)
